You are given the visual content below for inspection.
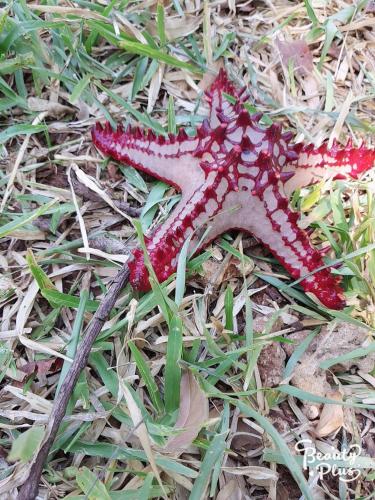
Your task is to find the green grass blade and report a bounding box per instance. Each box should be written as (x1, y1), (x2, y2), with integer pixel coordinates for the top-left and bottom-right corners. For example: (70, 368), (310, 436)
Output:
(319, 341), (375, 370)
(278, 385), (375, 410)
(90, 351), (119, 398)
(119, 40), (202, 74)
(41, 288), (99, 311)
(164, 316), (183, 415)
(189, 418), (228, 499)
(233, 399), (313, 500)
(224, 286), (234, 332)
(156, 3), (166, 47)
(69, 441), (198, 478)
(26, 248), (56, 291)
(175, 233), (193, 307)
(0, 199), (56, 237)
(128, 340), (164, 414)
(56, 290), (89, 395)
(283, 328), (320, 379)
(167, 95), (176, 134)
(0, 123), (47, 144)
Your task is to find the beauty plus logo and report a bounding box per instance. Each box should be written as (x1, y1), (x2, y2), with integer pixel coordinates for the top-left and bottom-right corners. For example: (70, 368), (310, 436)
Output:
(295, 439), (362, 483)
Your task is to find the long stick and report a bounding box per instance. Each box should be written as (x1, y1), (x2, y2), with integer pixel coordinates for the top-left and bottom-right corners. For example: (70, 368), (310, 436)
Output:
(17, 264), (130, 500)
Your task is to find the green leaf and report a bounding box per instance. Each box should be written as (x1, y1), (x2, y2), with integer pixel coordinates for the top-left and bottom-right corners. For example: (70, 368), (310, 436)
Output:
(8, 426), (44, 462)
(41, 289), (99, 311)
(209, 403), (230, 496)
(0, 53), (34, 75)
(303, 0), (319, 25)
(224, 286), (234, 332)
(131, 57), (149, 100)
(156, 2), (166, 46)
(132, 218), (174, 324)
(0, 123), (47, 144)
(190, 416), (228, 499)
(119, 39), (202, 74)
(95, 81), (166, 135)
(319, 341), (375, 370)
(301, 183), (322, 211)
(69, 75), (91, 104)
(140, 181), (169, 231)
(318, 19), (339, 70)
(0, 199), (57, 238)
(165, 316), (183, 415)
(129, 341), (164, 414)
(283, 328), (319, 379)
(263, 448), (375, 470)
(118, 165), (148, 194)
(56, 290), (89, 395)
(175, 232), (193, 307)
(76, 466), (111, 500)
(69, 441), (198, 478)
(167, 95), (176, 134)
(278, 385), (375, 410)
(232, 399), (313, 500)
(90, 351), (119, 398)
(26, 248), (56, 291)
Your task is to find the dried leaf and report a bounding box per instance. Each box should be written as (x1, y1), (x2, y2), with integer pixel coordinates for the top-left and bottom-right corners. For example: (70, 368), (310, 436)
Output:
(222, 465), (278, 487)
(198, 61), (224, 92)
(276, 38), (313, 76)
(282, 323), (373, 417)
(314, 391), (344, 437)
(147, 15), (201, 41)
(216, 480), (243, 500)
(165, 371), (208, 452)
(27, 97), (73, 117)
(117, 378), (167, 499)
(19, 358), (63, 380)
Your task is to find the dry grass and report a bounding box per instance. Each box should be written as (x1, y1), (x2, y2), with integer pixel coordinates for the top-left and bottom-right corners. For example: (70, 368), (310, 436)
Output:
(1, 1), (375, 499)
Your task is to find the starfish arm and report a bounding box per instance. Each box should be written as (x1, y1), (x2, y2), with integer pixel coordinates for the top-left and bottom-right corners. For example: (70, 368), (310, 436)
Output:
(92, 122), (202, 190)
(282, 141), (375, 196)
(128, 192), (197, 290)
(231, 189), (345, 310)
(128, 214), (236, 291)
(205, 69), (247, 128)
(128, 170), (238, 290)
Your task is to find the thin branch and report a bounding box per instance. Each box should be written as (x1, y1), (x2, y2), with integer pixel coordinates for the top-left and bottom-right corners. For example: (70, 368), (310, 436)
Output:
(17, 264), (130, 500)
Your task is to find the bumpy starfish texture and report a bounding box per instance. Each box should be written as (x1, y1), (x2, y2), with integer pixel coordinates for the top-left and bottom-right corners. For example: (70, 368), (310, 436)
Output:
(92, 69), (375, 310)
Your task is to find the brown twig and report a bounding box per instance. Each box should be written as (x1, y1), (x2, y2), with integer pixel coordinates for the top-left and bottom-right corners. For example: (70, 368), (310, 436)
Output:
(17, 264), (130, 500)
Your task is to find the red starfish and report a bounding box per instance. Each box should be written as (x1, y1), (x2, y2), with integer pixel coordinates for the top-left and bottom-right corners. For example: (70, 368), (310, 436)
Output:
(92, 70), (375, 310)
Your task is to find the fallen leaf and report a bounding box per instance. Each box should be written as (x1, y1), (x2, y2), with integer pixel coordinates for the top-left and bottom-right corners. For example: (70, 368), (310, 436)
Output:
(198, 60), (224, 92)
(118, 380), (166, 498)
(314, 391), (344, 437)
(231, 418), (263, 452)
(19, 357), (62, 380)
(276, 38), (313, 76)
(223, 465), (278, 488)
(27, 97), (73, 117)
(8, 426), (44, 462)
(282, 322), (373, 418)
(165, 371), (208, 452)
(75, 467), (111, 500)
(147, 15), (201, 41)
(216, 479), (243, 500)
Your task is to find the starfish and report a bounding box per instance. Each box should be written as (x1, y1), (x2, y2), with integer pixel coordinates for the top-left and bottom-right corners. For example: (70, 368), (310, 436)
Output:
(92, 70), (375, 310)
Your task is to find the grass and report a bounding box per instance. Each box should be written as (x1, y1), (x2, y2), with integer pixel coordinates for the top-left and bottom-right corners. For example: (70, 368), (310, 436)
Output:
(0, 1), (375, 499)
